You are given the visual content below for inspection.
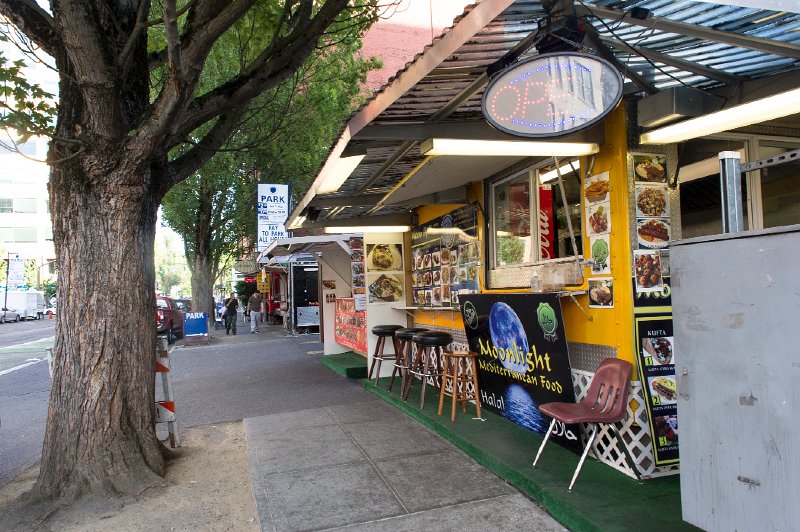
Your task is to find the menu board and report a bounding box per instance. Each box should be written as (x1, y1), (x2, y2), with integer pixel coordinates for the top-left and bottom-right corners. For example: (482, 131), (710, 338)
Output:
(411, 204), (479, 307)
(634, 314), (678, 465)
(630, 151), (678, 466)
(349, 236), (366, 311)
(365, 243), (405, 304)
(460, 293), (580, 452)
(334, 298), (367, 354)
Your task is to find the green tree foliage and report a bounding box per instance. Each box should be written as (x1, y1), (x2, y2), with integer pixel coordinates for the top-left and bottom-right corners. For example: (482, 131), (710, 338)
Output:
(162, 11), (379, 315)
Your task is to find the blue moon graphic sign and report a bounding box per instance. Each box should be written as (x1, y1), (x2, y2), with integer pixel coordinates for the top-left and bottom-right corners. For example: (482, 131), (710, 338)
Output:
(461, 293), (579, 451)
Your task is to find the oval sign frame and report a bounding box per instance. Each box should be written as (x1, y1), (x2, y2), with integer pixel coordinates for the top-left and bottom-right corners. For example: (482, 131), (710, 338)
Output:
(481, 52), (623, 138)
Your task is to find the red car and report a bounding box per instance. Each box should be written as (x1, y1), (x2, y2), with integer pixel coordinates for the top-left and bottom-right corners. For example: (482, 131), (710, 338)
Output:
(156, 295), (184, 344)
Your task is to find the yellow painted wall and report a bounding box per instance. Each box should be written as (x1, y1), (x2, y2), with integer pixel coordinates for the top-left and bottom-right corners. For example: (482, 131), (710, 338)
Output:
(411, 111), (635, 365)
(559, 106), (635, 364)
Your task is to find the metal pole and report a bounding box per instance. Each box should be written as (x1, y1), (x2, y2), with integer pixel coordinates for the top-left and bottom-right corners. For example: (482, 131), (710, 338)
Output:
(3, 253), (9, 321)
(719, 151), (745, 233)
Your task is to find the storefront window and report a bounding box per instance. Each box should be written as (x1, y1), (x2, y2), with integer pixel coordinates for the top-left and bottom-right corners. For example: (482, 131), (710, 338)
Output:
(492, 170), (534, 267)
(490, 160), (583, 269)
(678, 138), (749, 238)
(759, 142), (800, 229)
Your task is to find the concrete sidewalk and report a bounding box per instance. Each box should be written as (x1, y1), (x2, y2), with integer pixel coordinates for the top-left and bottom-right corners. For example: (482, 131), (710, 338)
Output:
(244, 400), (567, 531)
(201, 322), (564, 530)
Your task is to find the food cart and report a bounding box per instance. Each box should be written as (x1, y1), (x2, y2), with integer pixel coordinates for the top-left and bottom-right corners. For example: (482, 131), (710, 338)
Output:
(280, 0), (800, 513)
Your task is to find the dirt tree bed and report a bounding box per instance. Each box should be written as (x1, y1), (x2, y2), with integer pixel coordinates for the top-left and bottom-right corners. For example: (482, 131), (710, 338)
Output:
(0, 421), (259, 531)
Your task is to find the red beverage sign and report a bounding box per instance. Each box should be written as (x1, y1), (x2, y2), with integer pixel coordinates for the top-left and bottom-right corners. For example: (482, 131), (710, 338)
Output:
(539, 185), (555, 260)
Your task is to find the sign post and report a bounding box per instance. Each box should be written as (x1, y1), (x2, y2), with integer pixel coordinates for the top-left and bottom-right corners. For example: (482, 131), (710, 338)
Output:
(183, 312), (210, 345)
(257, 184), (289, 252)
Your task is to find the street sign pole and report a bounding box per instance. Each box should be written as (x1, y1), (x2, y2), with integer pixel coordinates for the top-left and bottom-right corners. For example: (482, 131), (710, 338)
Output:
(3, 252), (9, 322)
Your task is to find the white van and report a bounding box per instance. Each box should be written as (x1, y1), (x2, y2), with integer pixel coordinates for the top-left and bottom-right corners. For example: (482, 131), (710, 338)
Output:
(3, 290), (46, 320)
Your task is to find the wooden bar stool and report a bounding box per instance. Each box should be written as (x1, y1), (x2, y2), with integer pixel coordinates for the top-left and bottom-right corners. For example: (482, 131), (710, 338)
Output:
(404, 331), (452, 408)
(438, 351), (482, 421)
(368, 325), (404, 385)
(388, 327), (428, 393)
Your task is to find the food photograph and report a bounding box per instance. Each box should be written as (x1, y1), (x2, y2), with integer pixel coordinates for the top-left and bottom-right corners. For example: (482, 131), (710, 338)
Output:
(586, 202), (611, 236)
(583, 171), (610, 203)
(440, 247), (451, 265)
(636, 185), (670, 218)
(432, 269), (441, 284)
(423, 253), (431, 269)
(367, 273), (404, 303)
(415, 290), (425, 306)
(432, 250), (441, 267)
(424, 271), (432, 287)
(366, 243), (402, 271)
(654, 414), (678, 445)
(634, 250), (663, 292)
(588, 278), (614, 307)
(637, 218), (670, 248)
(643, 337), (674, 366)
(634, 154), (667, 183)
(432, 286), (441, 306)
(649, 375), (677, 405)
(590, 235), (611, 274)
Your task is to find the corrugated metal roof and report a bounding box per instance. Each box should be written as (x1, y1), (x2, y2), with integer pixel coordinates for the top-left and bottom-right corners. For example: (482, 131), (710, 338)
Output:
(300, 0), (800, 226)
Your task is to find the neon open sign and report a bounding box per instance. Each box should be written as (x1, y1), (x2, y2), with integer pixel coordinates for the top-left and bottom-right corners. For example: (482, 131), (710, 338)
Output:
(482, 53), (623, 138)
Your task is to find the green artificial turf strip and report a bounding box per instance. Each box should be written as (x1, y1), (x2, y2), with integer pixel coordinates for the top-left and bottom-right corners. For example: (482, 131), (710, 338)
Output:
(320, 351), (368, 378)
(364, 378), (699, 532)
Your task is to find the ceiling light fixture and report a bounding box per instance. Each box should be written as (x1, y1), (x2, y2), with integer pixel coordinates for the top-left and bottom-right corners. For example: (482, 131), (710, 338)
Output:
(640, 87), (800, 145)
(539, 160), (581, 183)
(419, 138), (600, 157)
(325, 226), (410, 234)
(317, 154), (366, 194)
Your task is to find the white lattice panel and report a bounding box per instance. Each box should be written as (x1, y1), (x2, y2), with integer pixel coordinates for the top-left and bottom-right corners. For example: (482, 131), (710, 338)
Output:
(571, 369), (679, 479)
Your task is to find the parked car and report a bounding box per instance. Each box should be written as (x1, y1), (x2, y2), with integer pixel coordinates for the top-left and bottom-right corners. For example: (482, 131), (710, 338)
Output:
(1, 307), (21, 323)
(156, 296), (184, 343)
(173, 299), (192, 312)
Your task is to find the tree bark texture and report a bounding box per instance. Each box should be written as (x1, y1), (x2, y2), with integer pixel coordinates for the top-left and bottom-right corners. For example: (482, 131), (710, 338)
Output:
(34, 1), (165, 500)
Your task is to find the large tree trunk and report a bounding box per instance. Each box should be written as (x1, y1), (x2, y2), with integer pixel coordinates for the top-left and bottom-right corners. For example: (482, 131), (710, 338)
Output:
(189, 251), (216, 329)
(36, 168), (165, 499)
(31, 4), (165, 500)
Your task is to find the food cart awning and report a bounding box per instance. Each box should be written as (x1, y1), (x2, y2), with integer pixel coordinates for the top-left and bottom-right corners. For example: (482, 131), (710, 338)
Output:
(288, 0), (800, 230)
(256, 234), (358, 263)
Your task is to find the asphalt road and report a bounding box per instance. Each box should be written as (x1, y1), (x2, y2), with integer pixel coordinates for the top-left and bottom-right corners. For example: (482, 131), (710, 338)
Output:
(0, 317), (352, 490)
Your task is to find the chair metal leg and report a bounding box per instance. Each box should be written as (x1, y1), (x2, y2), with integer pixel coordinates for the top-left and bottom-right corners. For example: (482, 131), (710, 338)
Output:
(419, 346), (431, 408)
(610, 423), (642, 481)
(568, 423), (598, 492)
(388, 339), (403, 391)
(532, 418), (557, 468)
(368, 336), (383, 381)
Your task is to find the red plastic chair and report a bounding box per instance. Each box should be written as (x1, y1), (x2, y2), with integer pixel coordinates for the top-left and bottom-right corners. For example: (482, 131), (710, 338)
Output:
(532, 358), (640, 491)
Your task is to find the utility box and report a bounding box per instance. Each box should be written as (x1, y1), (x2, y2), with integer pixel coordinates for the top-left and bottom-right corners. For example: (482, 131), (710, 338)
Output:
(671, 224), (800, 531)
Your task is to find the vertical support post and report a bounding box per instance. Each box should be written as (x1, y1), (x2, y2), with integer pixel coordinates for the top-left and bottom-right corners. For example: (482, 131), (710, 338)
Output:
(718, 151), (745, 233)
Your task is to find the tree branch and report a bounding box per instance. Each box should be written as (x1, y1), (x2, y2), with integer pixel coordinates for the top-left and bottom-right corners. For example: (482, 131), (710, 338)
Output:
(166, 105), (248, 189)
(0, 0), (58, 55)
(163, 0), (185, 90)
(165, 0), (350, 148)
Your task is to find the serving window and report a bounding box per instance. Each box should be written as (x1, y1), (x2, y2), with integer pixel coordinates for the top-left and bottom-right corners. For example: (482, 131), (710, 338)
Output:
(489, 159), (583, 276)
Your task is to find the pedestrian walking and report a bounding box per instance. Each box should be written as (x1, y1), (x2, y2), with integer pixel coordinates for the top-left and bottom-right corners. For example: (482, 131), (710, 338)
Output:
(248, 292), (263, 333)
(224, 292), (239, 335)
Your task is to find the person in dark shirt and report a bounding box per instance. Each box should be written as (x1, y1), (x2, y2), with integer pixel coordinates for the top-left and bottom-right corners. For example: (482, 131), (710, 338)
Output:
(224, 292), (239, 335)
